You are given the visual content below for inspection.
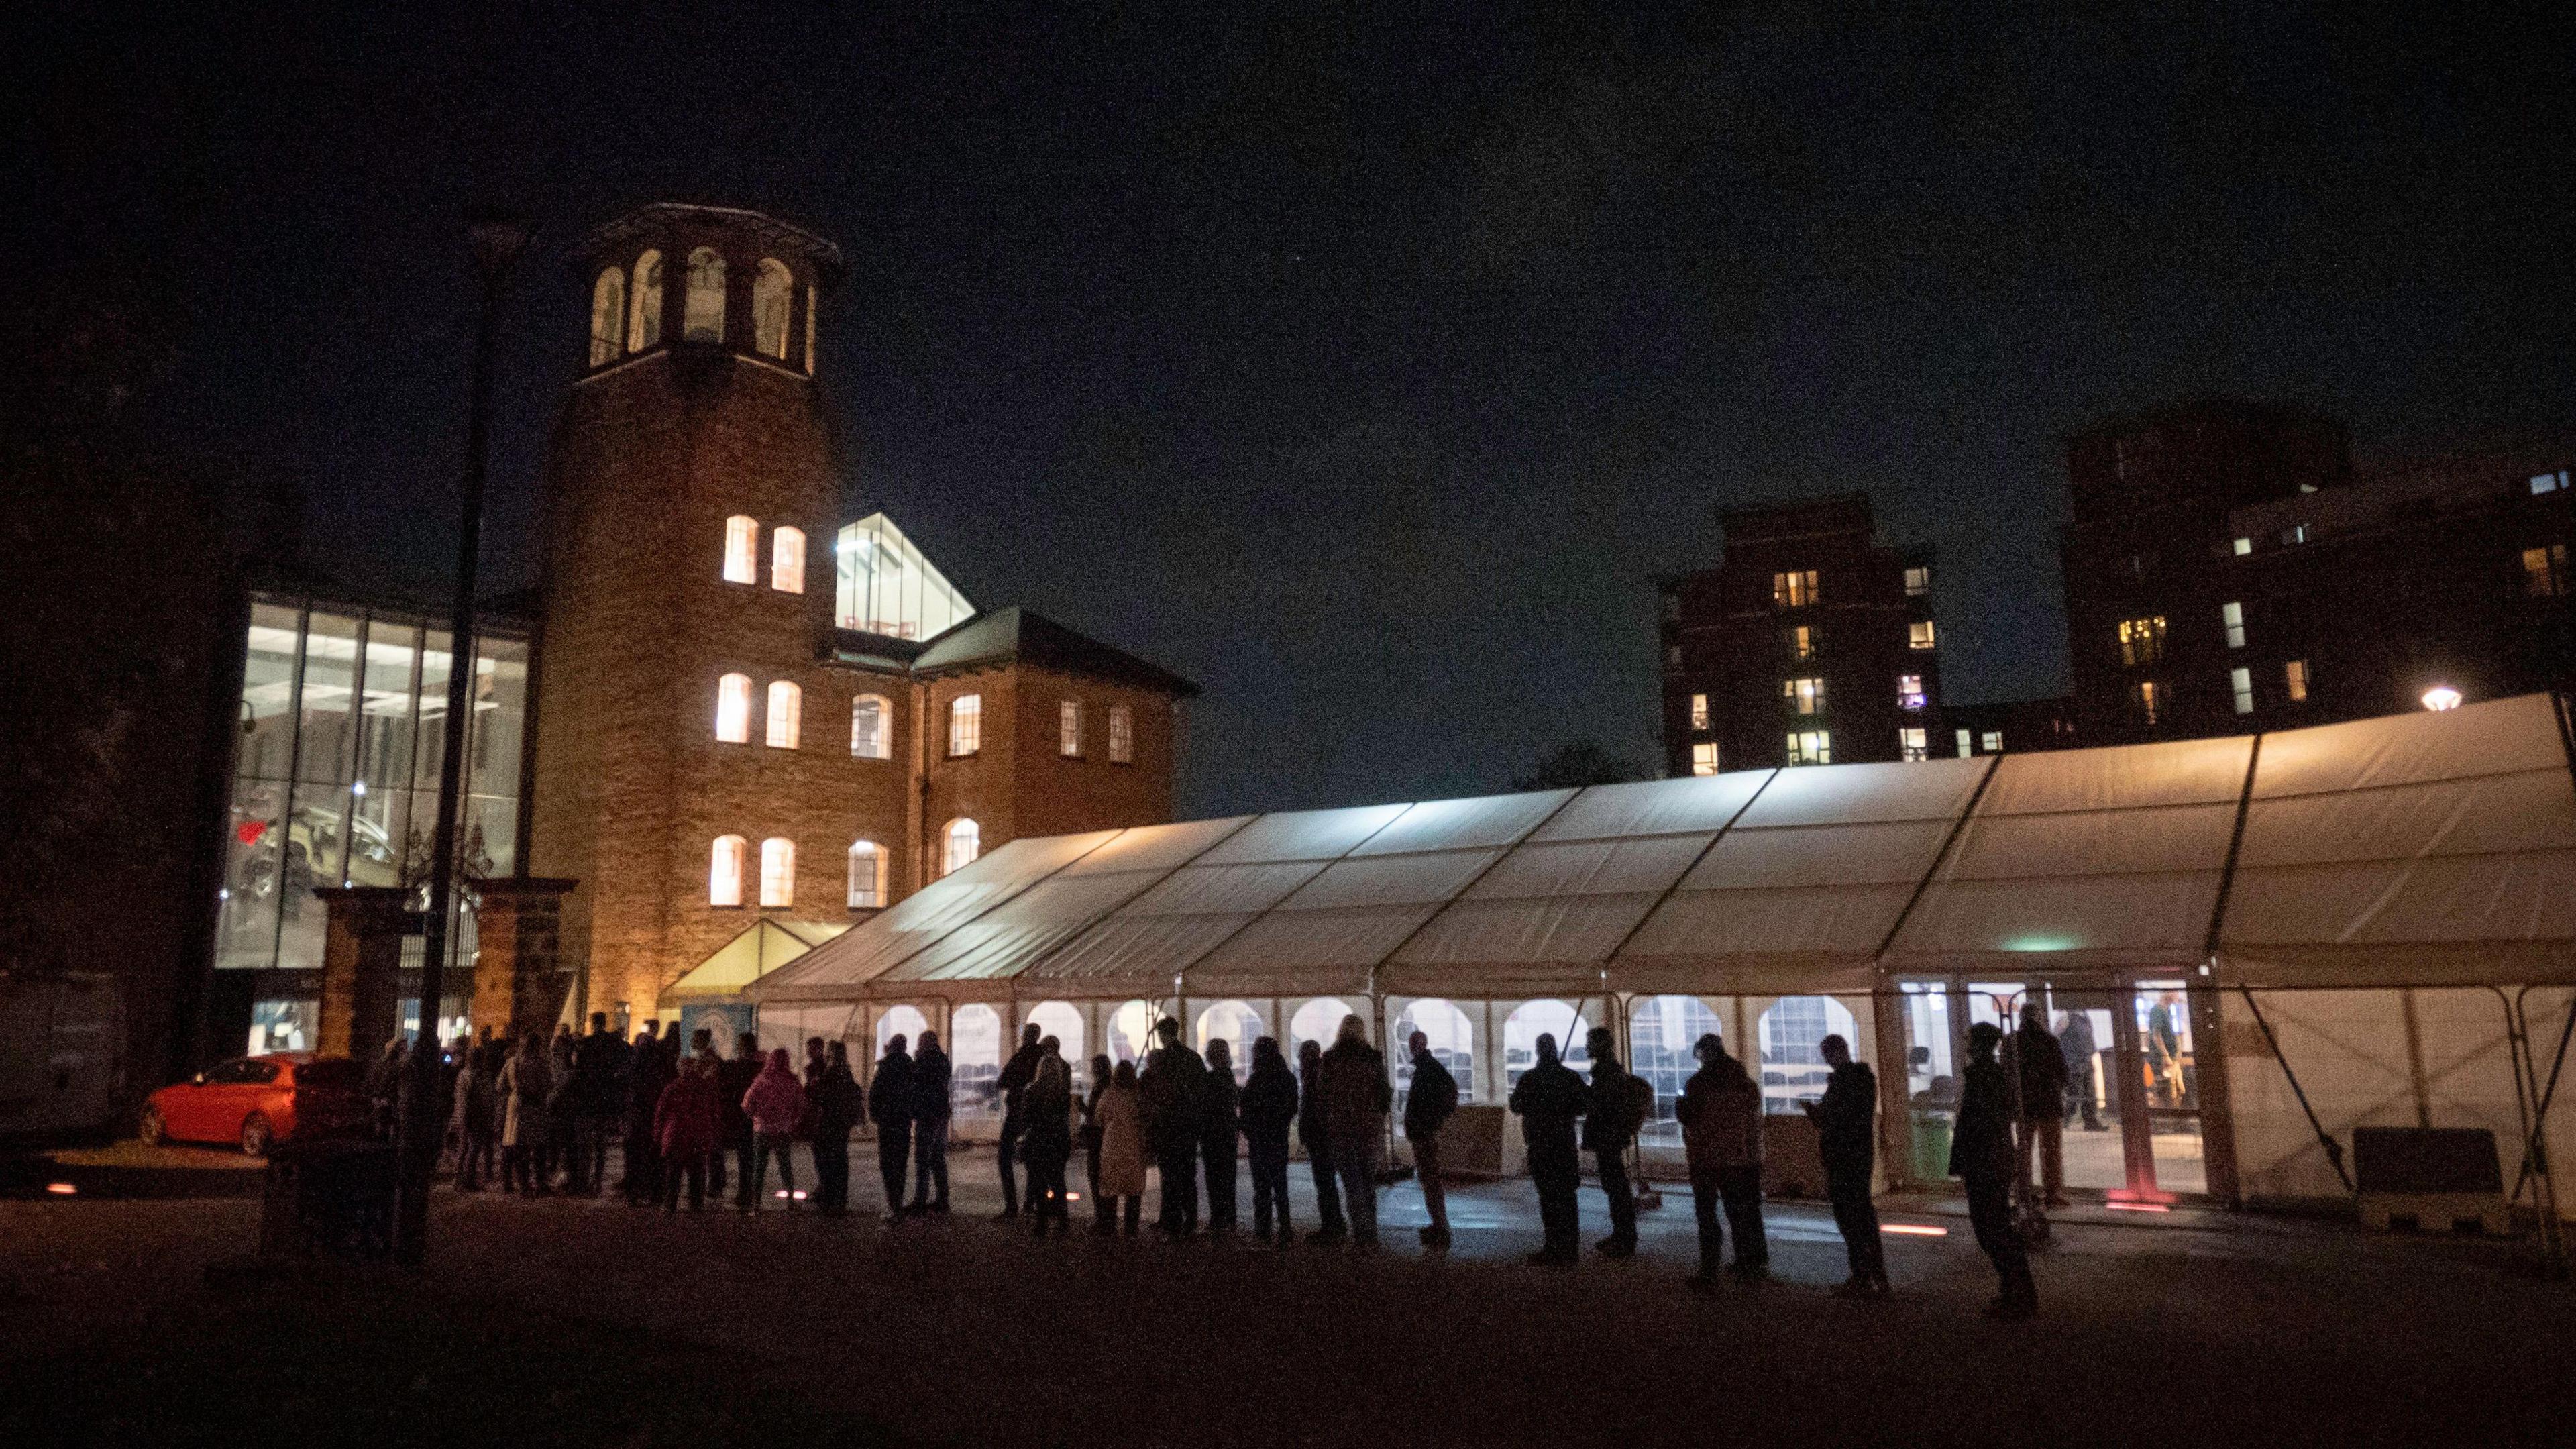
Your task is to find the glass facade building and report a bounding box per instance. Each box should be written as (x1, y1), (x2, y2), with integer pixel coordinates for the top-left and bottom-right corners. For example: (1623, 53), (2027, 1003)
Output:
(835, 513), (973, 640)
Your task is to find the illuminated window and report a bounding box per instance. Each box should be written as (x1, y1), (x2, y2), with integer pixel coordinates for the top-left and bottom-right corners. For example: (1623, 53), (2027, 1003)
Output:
(1784, 625), (1816, 660)
(1785, 730), (1831, 765)
(1060, 700), (1084, 757)
(2131, 679), (2162, 725)
(1903, 565), (1931, 597)
(2232, 537), (2252, 556)
(2231, 667), (2255, 715)
(847, 840), (885, 909)
(588, 267), (626, 366)
(1955, 728), (1972, 758)
(943, 818), (981, 875)
(1898, 727), (1927, 762)
(2116, 616), (2167, 667)
(835, 513), (975, 639)
(2222, 601), (2246, 649)
(1908, 620), (1937, 651)
(1108, 704), (1134, 763)
(2533, 470), (2567, 496)
(752, 258), (792, 359)
(850, 694), (890, 759)
(2284, 659), (2309, 702)
(759, 837), (795, 908)
(770, 527), (806, 593)
(948, 694), (982, 757)
(627, 250), (663, 350)
(1782, 677), (1826, 715)
(1982, 731), (2004, 753)
(723, 515), (758, 584)
(1896, 674), (1925, 710)
(2524, 544), (2568, 598)
(1690, 741), (1718, 776)
(765, 681), (801, 749)
(709, 835), (745, 906)
(803, 284), (818, 374)
(1772, 570), (1817, 608)
(714, 673), (752, 743)
(1688, 692), (1709, 731)
(684, 247), (726, 342)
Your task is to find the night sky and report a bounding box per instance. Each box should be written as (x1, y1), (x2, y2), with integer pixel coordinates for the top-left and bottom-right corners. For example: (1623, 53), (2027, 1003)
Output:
(19, 4), (2575, 817)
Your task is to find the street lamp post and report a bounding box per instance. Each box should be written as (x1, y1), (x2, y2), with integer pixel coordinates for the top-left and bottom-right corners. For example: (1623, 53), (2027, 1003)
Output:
(393, 207), (528, 1266)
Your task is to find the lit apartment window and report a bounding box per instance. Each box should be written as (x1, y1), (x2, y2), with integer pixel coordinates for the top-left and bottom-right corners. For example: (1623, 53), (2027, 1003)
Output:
(1059, 699), (1085, 757)
(1896, 674), (1926, 710)
(847, 840), (885, 908)
(2222, 601), (2247, 649)
(715, 673), (752, 743)
(2116, 616), (2167, 667)
(759, 837), (796, 908)
(1785, 730), (1831, 765)
(723, 515), (759, 584)
(2533, 470), (2567, 496)
(2131, 679), (2163, 726)
(771, 526), (806, 593)
(766, 680), (801, 749)
(709, 835), (745, 906)
(1772, 570), (1818, 608)
(2232, 537), (2253, 556)
(1784, 625), (1816, 660)
(943, 818), (981, 875)
(1898, 727), (1927, 762)
(1981, 731), (2004, 753)
(1904, 565), (1931, 598)
(948, 694), (982, 757)
(1955, 728), (1973, 758)
(2230, 667), (2255, 715)
(850, 695), (890, 759)
(1690, 741), (1719, 777)
(1782, 677), (1827, 715)
(1688, 692), (1710, 731)
(1108, 704), (1134, 763)
(2284, 659), (2309, 702)
(2523, 544), (2569, 598)
(1908, 620), (1937, 651)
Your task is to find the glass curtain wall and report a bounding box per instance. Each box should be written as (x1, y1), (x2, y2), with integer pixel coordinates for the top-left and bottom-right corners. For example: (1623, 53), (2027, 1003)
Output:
(833, 513), (974, 640)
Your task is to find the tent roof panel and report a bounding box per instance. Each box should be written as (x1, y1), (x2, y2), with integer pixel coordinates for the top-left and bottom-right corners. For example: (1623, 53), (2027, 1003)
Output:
(1389, 893), (1660, 973)
(1193, 804), (1410, 865)
(1530, 773), (1771, 842)
(1679, 818), (1962, 891)
(1057, 816), (1256, 876)
(1464, 835), (1715, 901)
(2249, 693), (2565, 799)
(1272, 849), (1504, 911)
(1975, 735), (2255, 815)
(1348, 790), (1577, 856)
(1731, 756), (1988, 828)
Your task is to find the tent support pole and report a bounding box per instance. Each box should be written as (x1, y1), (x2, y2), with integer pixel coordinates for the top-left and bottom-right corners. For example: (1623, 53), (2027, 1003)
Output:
(2237, 985), (2350, 1193)
(2517, 985), (2573, 1278)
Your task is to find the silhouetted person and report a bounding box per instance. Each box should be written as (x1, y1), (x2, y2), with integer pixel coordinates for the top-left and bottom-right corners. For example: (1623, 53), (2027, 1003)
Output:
(654, 1056), (720, 1212)
(1955, 1022), (2037, 1318)
(910, 1028), (953, 1214)
(1510, 1032), (1587, 1265)
(807, 1039), (862, 1216)
(2014, 1003), (2069, 1208)
(1805, 1033), (1886, 1296)
(1023, 1036), (1075, 1235)
(1082, 1053), (1114, 1230)
(1140, 1017), (1208, 1238)
(2058, 1010), (2103, 1130)
(994, 1022), (1044, 1218)
(1677, 1031), (1766, 1284)
(570, 1011), (631, 1197)
(1403, 1028), (1458, 1248)
(1240, 1036), (1298, 1244)
(871, 1034), (916, 1219)
(365, 1036), (405, 1140)
(1297, 1038), (1346, 1242)
(1095, 1059), (1147, 1234)
(450, 1041), (498, 1192)
(1199, 1038), (1242, 1234)
(545, 1029), (580, 1189)
(718, 1032), (763, 1208)
(622, 1027), (675, 1205)
(497, 1031), (551, 1195)
(1584, 1026), (1641, 1258)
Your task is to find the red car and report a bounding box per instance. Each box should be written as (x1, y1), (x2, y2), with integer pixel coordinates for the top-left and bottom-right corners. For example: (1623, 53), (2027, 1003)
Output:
(138, 1053), (372, 1155)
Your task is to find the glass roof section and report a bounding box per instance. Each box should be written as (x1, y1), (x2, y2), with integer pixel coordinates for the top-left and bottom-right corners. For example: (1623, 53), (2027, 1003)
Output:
(835, 513), (973, 641)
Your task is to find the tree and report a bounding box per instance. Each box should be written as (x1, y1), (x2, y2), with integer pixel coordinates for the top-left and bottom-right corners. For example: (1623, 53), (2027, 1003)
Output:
(1510, 737), (1646, 793)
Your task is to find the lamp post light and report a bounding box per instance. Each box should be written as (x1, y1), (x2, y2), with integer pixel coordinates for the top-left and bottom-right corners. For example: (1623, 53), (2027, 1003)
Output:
(393, 206), (528, 1267)
(2422, 686), (2464, 712)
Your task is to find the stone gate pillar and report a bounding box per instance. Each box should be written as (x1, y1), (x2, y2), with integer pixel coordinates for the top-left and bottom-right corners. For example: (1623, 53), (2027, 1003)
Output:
(469, 877), (580, 1047)
(314, 886), (421, 1058)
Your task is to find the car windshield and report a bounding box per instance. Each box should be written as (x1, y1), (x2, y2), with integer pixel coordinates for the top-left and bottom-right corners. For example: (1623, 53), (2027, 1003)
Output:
(293, 1059), (365, 1091)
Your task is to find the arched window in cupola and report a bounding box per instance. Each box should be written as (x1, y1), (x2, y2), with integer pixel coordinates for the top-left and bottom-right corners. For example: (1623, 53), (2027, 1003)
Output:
(588, 267), (626, 366)
(684, 247), (727, 342)
(753, 258), (792, 359)
(627, 250), (663, 351)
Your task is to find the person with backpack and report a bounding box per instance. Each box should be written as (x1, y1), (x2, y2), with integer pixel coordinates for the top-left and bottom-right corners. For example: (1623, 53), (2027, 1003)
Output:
(1403, 1029), (1459, 1249)
(869, 1034), (916, 1220)
(1509, 1032), (1587, 1266)
(1583, 1026), (1643, 1259)
(1678, 1031), (1767, 1285)
(1240, 1036), (1299, 1244)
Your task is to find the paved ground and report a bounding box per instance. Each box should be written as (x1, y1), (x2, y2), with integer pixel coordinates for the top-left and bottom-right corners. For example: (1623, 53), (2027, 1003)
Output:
(5, 1142), (2574, 1448)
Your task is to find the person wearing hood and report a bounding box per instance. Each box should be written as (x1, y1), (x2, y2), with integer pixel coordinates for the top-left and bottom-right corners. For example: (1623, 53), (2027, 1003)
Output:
(1022, 1036), (1076, 1236)
(654, 1056), (722, 1212)
(1198, 1038), (1243, 1235)
(496, 1031), (553, 1195)
(994, 1022), (1044, 1219)
(909, 1028), (954, 1214)
(1954, 1022), (2038, 1318)
(1403, 1029), (1460, 1249)
(1678, 1032), (1766, 1285)
(1316, 1016), (1392, 1250)
(1240, 1036), (1299, 1244)
(1297, 1038), (1346, 1242)
(741, 1047), (807, 1212)
(806, 1038), (863, 1217)
(871, 1034), (916, 1219)
(1509, 1031), (1587, 1266)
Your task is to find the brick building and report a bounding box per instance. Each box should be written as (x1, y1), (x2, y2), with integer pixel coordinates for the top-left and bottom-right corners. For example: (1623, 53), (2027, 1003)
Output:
(529, 203), (1193, 1026)
(1657, 494), (1943, 775)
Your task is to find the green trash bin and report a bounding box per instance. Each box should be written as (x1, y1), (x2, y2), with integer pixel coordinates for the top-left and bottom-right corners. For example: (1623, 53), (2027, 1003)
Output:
(1909, 1110), (1954, 1184)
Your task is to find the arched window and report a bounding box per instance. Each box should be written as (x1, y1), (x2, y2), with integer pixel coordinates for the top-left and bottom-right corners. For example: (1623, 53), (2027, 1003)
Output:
(802, 284), (818, 373)
(947, 694), (982, 757)
(1107, 1000), (1157, 1068)
(1629, 995), (1723, 1140)
(709, 835), (745, 906)
(1289, 998), (1358, 1057)
(1393, 998), (1476, 1124)
(588, 267), (626, 366)
(627, 250), (663, 350)
(684, 247), (727, 342)
(1758, 995), (1859, 1115)
(1108, 703), (1134, 763)
(714, 673), (752, 743)
(1503, 999), (1591, 1093)
(759, 837), (796, 907)
(849, 694), (890, 759)
(942, 818), (981, 875)
(770, 525), (805, 593)
(875, 1004), (929, 1059)
(1194, 1000), (1263, 1084)
(722, 515), (758, 584)
(951, 1003), (1002, 1122)
(846, 840), (885, 908)
(765, 681), (801, 749)
(753, 258), (792, 359)
(1027, 1000), (1085, 1088)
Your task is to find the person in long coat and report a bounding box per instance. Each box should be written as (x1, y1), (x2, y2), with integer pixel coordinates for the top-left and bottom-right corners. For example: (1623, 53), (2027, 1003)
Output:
(870, 1035), (916, 1220)
(1678, 1031), (1767, 1284)
(1316, 1016), (1391, 1249)
(1240, 1036), (1298, 1244)
(496, 1032), (552, 1195)
(1139, 1018), (1208, 1238)
(654, 1057), (721, 1212)
(1081, 1053), (1114, 1231)
(910, 1028), (954, 1214)
(1092, 1059), (1148, 1235)
(1954, 1022), (2038, 1318)
(1021, 1037), (1076, 1236)
(1198, 1038), (1242, 1235)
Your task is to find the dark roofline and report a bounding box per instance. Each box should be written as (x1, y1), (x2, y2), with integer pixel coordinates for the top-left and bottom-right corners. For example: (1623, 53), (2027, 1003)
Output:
(910, 607), (1200, 698)
(582, 203), (845, 279)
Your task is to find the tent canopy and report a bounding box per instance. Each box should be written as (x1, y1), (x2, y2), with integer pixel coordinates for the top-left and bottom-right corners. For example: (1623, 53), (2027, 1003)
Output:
(743, 694), (2576, 1008)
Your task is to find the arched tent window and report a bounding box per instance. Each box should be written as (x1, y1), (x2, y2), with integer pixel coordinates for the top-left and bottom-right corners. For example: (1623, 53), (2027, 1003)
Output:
(723, 515), (758, 583)
(1758, 996), (1858, 1115)
(1194, 1000), (1262, 1084)
(942, 818), (980, 875)
(1393, 998), (1476, 1129)
(765, 681), (801, 748)
(588, 267), (626, 366)
(850, 694), (890, 759)
(1629, 995), (1723, 1142)
(948, 694), (982, 756)
(875, 1004), (930, 1059)
(684, 247), (727, 341)
(802, 284), (818, 373)
(1289, 998), (1358, 1057)
(771, 525), (806, 593)
(951, 1003), (1002, 1122)
(1108, 1000), (1157, 1069)
(759, 836), (796, 907)
(846, 840), (885, 908)
(627, 250), (663, 350)
(753, 258), (792, 358)
(1027, 1000), (1085, 1089)
(714, 673), (752, 743)
(709, 835), (745, 906)
(1503, 999), (1591, 1093)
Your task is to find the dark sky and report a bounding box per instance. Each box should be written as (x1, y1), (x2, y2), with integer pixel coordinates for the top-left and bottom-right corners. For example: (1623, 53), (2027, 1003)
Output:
(19, 3), (2575, 817)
